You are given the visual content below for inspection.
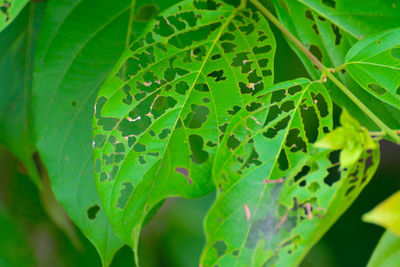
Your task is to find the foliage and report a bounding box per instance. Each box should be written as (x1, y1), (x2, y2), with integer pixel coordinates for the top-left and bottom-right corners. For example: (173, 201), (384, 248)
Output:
(0, 0), (399, 266)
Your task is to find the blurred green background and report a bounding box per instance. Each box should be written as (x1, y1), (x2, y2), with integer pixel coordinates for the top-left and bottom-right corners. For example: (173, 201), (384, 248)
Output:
(1, 6), (399, 267)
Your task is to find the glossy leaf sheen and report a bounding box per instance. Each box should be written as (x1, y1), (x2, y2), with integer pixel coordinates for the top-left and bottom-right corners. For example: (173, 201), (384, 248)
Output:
(345, 28), (400, 110)
(201, 79), (380, 266)
(93, 0), (276, 248)
(33, 0), (180, 264)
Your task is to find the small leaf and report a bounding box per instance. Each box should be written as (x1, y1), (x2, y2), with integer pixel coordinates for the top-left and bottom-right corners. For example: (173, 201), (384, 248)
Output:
(367, 231), (400, 267)
(0, 0), (29, 32)
(345, 28), (400, 110)
(201, 79), (380, 266)
(363, 191), (400, 237)
(315, 110), (377, 168)
(92, 0), (276, 252)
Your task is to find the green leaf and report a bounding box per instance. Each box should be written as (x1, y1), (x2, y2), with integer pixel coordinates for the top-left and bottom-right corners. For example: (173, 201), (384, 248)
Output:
(367, 231), (400, 267)
(272, 0), (400, 131)
(0, 0), (29, 32)
(363, 191), (400, 237)
(201, 79), (380, 266)
(315, 110), (377, 168)
(92, 0), (276, 253)
(33, 0), (180, 265)
(0, 2), (44, 187)
(344, 28), (400, 110)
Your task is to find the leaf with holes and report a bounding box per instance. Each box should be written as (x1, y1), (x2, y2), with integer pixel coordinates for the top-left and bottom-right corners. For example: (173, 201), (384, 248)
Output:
(33, 0), (181, 265)
(92, 0), (276, 252)
(0, 0), (28, 32)
(272, 0), (400, 131)
(200, 79), (380, 266)
(344, 28), (400, 110)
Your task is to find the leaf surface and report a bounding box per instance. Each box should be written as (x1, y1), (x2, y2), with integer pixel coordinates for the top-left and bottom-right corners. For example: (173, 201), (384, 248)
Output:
(367, 231), (400, 267)
(92, 0), (276, 251)
(0, 2), (44, 187)
(201, 79), (380, 266)
(345, 28), (400, 110)
(273, 0), (400, 131)
(0, 0), (28, 32)
(33, 0), (180, 264)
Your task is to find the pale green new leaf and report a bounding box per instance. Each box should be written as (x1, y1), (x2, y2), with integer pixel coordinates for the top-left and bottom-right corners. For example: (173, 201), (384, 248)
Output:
(92, 0), (276, 252)
(367, 231), (400, 267)
(315, 110), (377, 168)
(272, 0), (400, 131)
(363, 191), (400, 237)
(201, 79), (380, 266)
(33, 0), (180, 265)
(0, 0), (28, 32)
(345, 28), (400, 110)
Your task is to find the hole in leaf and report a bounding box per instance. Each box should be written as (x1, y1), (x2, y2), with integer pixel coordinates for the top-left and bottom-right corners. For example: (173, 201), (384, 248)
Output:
(322, 0), (336, 8)
(368, 83), (386, 95)
(175, 167), (191, 184)
(183, 105), (210, 129)
(227, 135), (241, 150)
(116, 182), (134, 209)
(189, 135), (209, 164)
(391, 48), (400, 60)
(311, 92), (329, 117)
(331, 24), (342, 45)
(213, 241), (227, 258)
(87, 205), (100, 220)
(309, 45), (323, 62)
(134, 4), (159, 21)
(300, 105), (319, 143)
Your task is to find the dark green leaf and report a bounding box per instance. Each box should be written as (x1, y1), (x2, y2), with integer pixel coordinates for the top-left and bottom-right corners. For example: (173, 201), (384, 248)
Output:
(92, 0), (276, 253)
(0, 2), (44, 187)
(33, 0), (180, 264)
(200, 79), (379, 266)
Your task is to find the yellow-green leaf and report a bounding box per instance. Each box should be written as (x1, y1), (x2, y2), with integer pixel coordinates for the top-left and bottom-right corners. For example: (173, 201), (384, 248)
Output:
(363, 191), (400, 236)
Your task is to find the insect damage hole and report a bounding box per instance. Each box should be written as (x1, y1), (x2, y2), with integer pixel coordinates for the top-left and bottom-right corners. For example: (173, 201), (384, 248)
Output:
(87, 205), (100, 220)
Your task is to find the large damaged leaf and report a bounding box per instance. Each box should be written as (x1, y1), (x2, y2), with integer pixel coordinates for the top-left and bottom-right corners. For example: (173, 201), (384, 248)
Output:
(92, 0), (276, 250)
(272, 0), (400, 131)
(201, 79), (379, 266)
(33, 0), (181, 265)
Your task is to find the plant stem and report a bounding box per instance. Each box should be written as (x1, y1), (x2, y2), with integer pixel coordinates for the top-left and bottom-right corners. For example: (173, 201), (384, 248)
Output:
(249, 0), (325, 72)
(249, 0), (400, 143)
